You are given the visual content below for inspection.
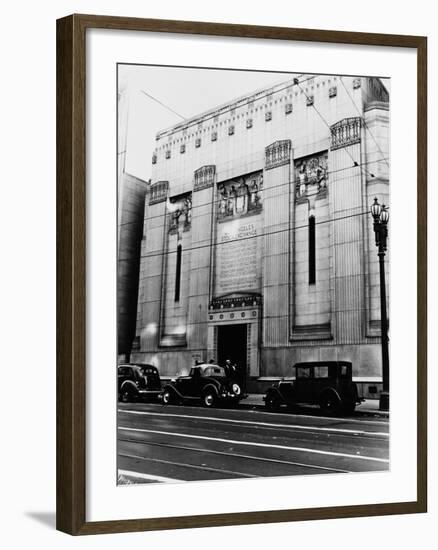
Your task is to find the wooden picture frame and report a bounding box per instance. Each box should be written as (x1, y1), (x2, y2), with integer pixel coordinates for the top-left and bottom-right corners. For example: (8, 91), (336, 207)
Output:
(57, 13), (427, 535)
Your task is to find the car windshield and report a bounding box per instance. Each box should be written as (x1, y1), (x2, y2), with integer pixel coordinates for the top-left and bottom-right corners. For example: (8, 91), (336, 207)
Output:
(118, 366), (132, 376)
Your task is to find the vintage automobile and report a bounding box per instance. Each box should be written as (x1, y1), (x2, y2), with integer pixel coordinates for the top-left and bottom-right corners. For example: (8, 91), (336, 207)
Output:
(161, 363), (245, 408)
(117, 364), (162, 403)
(263, 361), (364, 414)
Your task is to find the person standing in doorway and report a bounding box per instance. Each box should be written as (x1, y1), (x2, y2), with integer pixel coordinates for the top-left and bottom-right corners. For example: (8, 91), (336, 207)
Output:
(224, 359), (236, 378)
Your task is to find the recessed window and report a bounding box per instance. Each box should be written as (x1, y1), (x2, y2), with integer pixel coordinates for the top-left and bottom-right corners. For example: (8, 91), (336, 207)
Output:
(265, 111), (272, 122)
(228, 125), (235, 136)
(180, 144), (186, 154)
(174, 244), (182, 302)
(285, 103), (293, 114)
(152, 154), (157, 164)
(211, 131), (218, 141)
(195, 138), (201, 148)
(306, 95), (314, 107)
(165, 149), (171, 159)
(246, 118), (253, 129)
(309, 215), (316, 285)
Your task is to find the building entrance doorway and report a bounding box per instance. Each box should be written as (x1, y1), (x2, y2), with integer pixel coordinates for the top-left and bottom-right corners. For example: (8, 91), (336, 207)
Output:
(217, 324), (247, 390)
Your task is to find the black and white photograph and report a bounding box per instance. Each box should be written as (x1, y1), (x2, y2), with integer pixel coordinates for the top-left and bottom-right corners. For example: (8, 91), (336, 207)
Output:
(116, 64), (390, 485)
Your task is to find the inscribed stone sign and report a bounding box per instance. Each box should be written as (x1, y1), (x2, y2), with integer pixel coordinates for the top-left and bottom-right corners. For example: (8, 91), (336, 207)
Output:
(215, 217), (262, 295)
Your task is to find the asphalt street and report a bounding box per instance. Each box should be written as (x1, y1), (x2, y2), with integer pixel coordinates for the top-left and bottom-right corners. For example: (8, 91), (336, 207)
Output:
(117, 402), (389, 484)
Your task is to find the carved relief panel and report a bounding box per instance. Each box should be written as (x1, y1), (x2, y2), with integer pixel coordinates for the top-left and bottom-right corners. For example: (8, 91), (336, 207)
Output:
(217, 171), (263, 221)
(168, 193), (192, 237)
(294, 152), (328, 201)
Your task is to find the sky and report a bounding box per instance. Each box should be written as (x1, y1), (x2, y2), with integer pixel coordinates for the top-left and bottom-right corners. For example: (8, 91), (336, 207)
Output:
(118, 64), (299, 182)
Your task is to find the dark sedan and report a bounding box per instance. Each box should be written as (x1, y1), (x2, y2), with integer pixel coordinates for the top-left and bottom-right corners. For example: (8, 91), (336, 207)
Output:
(118, 364), (162, 403)
(264, 361), (364, 414)
(161, 363), (246, 408)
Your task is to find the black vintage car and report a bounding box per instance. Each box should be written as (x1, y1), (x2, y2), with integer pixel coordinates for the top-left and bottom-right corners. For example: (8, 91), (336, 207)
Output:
(161, 363), (245, 408)
(118, 364), (162, 403)
(264, 361), (364, 414)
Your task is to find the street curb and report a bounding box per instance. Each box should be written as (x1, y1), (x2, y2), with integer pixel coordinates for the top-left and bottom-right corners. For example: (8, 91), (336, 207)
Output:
(240, 398), (390, 418)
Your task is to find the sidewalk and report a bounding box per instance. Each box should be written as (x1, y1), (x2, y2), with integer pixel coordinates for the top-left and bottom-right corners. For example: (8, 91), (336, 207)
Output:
(242, 394), (389, 418)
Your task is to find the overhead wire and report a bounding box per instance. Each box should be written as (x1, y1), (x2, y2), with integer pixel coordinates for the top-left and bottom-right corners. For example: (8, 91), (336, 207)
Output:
(339, 76), (390, 169)
(118, 203), (382, 263)
(124, 77), (389, 341)
(150, 74), (316, 138)
(118, 156), (389, 228)
(121, 75), (388, 229)
(293, 78), (376, 181)
(140, 89), (186, 120)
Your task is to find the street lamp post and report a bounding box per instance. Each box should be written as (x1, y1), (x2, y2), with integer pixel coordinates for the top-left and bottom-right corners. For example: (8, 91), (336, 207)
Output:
(370, 197), (390, 411)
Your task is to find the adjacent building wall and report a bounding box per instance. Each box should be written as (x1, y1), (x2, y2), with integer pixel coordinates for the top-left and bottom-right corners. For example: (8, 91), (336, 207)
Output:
(117, 171), (148, 362)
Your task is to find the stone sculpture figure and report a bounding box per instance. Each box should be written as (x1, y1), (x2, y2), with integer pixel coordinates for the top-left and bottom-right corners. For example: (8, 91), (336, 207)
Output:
(219, 185), (228, 217)
(228, 185), (237, 216)
(298, 162), (307, 197)
(236, 179), (249, 214)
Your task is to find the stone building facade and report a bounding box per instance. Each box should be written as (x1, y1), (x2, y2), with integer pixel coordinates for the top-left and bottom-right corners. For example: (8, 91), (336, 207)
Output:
(131, 74), (390, 392)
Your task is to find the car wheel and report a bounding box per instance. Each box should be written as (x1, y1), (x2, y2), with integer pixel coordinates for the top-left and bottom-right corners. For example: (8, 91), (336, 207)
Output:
(202, 391), (216, 408)
(162, 390), (173, 405)
(265, 393), (281, 411)
(342, 401), (356, 415)
(120, 388), (135, 403)
(319, 393), (340, 415)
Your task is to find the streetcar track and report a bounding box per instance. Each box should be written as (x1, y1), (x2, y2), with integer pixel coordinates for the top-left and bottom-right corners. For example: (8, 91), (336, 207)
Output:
(119, 452), (257, 478)
(118, 409), (389, 440)
(118, 426), (389, 463)
(118, 437), (352, 474)
(118, 404), (389, 426)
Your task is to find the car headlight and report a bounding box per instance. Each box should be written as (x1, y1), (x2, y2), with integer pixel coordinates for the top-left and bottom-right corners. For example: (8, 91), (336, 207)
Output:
(232, 383), (241, 395)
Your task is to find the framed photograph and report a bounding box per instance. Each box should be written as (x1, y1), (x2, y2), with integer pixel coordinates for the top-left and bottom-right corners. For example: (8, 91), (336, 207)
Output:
(56, 14), (427, 535)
